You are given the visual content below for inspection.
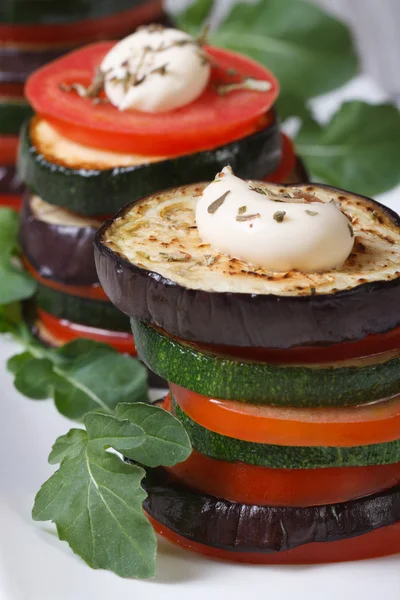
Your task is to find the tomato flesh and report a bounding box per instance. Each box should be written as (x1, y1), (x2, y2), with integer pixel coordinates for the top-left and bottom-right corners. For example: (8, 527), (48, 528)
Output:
(0, 1), (164, 47)
(148, 516), (400, 565)
(0, 194), (22, 211)
(171, 384), (400, 447)
(265, 133), (297, 183)
(26, 45), (279, 156)
(166, 447), (400, 507)
(36, 309), (136, 354)
(0, 135), (19, 164)
(23, 256), (109, 301)
(186, 323), (400, 364)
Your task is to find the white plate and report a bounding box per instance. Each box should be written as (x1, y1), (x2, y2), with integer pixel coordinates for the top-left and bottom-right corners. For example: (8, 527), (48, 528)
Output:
(1, 75), (400, 599)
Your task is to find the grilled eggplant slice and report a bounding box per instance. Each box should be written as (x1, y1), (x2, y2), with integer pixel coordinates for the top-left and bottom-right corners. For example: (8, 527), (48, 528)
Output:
(142, 466), (400, 553)
(19, 115), (281, 216)
(95, 182), (400, 348)
(20, 194), (101, 285)
(0, 164), (24, 195)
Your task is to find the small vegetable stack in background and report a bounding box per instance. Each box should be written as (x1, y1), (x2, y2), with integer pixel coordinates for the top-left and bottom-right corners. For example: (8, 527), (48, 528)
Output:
(16, 23), (304, 355)
(0, 0), (169, 211)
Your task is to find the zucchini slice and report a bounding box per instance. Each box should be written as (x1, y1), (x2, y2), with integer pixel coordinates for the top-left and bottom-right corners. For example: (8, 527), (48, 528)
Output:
(142, 466), (400, 553)
(132, 319), (400, 407)
(95, 182), (400, 348)
(35, 283), (130, 332)
(0, 98), (32, 135)
(20, 194), (102, 285)
(173, 399), (400, 468)
(19, 115), (281, 216)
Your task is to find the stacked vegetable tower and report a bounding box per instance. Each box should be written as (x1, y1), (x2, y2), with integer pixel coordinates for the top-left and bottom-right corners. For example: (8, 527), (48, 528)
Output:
(0, 0), (167, 210)
(95, 169), (400, 564)
(18, 26), (306, 354)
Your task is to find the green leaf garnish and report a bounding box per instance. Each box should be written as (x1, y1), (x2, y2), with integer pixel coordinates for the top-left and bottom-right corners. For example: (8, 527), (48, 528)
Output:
(179, 0), (358, 114)
(295, 102), (400, 196)
(0, 209), (36, 304)
(176, 0), (215, 35)
(33, 403), (192, 579)
(9, 337), (148, 420)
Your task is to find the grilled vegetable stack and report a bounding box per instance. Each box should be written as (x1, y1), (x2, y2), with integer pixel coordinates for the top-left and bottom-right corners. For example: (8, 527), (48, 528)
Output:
(0, 0), (168, 210)
(18, 25), (306, 352)
(94, 174), (400, 564)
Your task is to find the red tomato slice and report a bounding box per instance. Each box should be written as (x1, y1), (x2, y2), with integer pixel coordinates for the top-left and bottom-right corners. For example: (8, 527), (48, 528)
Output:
(0, 83), (25, 99)
(265, 133), (297, 183)
(26, 44), (279, 156)
(148, 516), (400, 565)
(0, 1), (164, 47)
(185, 323), (400, 364)
(166, 447), (400, 507)
(0, 194), (22, 211)
(0, 135), (19, 164)
(37, 309), (136, 355)
(171, 384), (400, 447)
(23, 256), (109, 301)
(162, 395), (400, 506)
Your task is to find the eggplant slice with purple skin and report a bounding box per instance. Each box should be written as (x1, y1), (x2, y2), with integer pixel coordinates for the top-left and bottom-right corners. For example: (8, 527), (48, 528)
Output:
(0, 165), (25, 195)
(0, 48), (67, 83)
(141, 466), (400, 553)
(94, 181), (400, 349)
(20, 194), (101, 285)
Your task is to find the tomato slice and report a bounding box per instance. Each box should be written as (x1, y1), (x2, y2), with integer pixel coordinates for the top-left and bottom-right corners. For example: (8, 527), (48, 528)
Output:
(26, 44), (279, 156)
(265, 133), (297, 183)
(171, 384), (400, 447)
(166, 447), (400, 507)
(148, 516), (400, 565)
(0, 1), (164, 47)
(185, 322), (400, 364)
(0, 194), (22, 211)
(23, 256), (109, 301)
(0, 135), (19, 164)
(0, 83), (25, 99)
(36, 309), (136, 354)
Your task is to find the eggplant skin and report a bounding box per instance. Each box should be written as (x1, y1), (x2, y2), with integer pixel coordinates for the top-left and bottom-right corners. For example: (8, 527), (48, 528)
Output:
(0, 48), (66, 84)
(19, 194), (99, 286)
(0, 165), (25, 196)
(142, 467), (400, 553)
(94, 186), (400, 349)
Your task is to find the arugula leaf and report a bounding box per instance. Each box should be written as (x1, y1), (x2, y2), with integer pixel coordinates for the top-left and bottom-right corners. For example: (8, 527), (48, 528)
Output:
(176, 0), (214, 35)
(296, 101), (400, 196)
(33, 403), (192, 579)
(116, 402), (192, 467)
(178, 0), (358, 114)
(49, 429), (88, 464)
(9, 337), (149, 420)
(0, 208), (36, 304)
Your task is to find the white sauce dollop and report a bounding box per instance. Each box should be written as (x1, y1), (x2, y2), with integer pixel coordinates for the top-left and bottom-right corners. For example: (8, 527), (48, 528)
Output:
(101, 26), (210, 113)
(196, 167), (355, 272)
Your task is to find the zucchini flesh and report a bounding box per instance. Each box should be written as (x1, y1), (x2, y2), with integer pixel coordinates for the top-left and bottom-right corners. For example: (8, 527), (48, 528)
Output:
(132, 319), (400, 408)
(173, 399), (400, 469)
(19, 115), (281, 215)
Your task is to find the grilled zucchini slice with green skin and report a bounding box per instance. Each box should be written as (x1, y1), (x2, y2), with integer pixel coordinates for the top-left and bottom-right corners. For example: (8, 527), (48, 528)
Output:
(172, 398), (400, 468)
(19, 115), (281, 216)
(132, 319), (400, 407)
(95, 181), (400, 349)
(0, 99), (32, 135)
(20, 194), (102, 285)
(35, 284), (131, 332)
(142, 466), (400, 553)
